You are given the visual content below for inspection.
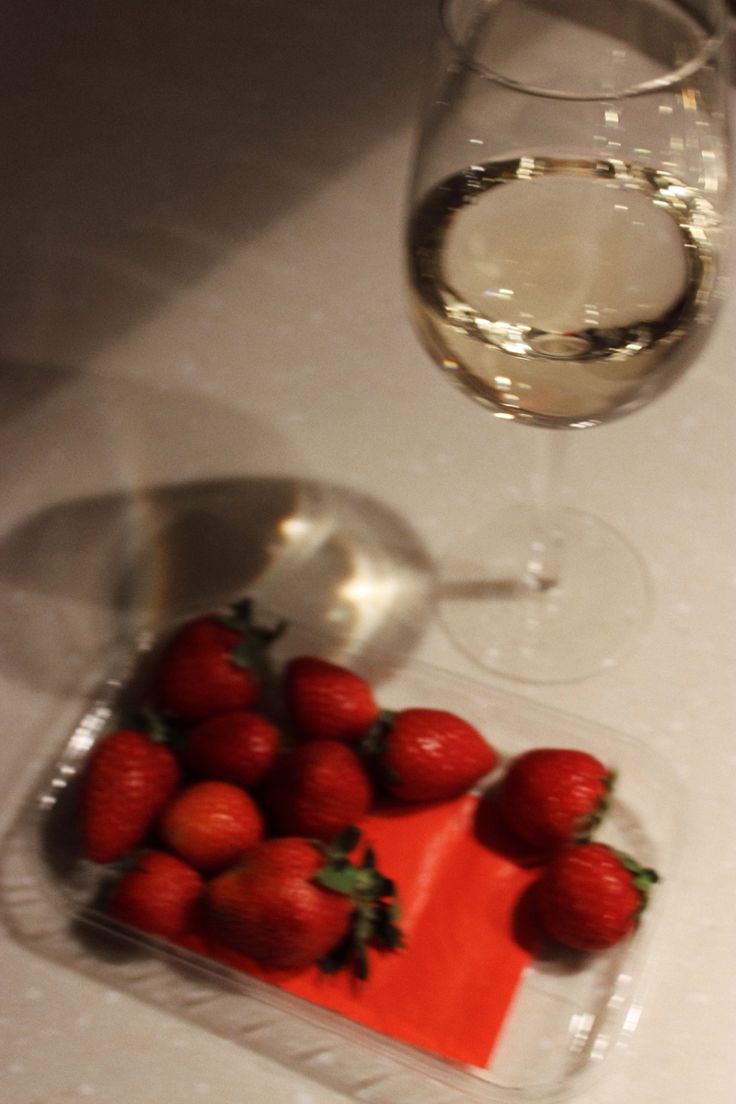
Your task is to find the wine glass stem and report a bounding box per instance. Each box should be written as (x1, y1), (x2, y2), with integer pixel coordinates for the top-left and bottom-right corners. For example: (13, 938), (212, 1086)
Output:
(521, 429), (567, 592)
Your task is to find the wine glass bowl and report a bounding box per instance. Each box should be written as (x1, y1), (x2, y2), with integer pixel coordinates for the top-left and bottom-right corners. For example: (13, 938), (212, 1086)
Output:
(405, 0), (729, 680)
(408, 0), (728, 430)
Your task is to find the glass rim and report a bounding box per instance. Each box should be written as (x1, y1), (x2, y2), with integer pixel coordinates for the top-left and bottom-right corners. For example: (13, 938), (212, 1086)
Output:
(439, 0), (729, 101)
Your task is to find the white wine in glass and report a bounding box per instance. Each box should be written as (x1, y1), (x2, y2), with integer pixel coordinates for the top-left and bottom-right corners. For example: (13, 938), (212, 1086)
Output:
(405, 0), (730, 682)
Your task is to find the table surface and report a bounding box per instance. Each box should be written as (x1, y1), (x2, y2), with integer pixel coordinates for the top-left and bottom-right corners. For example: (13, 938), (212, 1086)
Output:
(1, 3), (735, 1103)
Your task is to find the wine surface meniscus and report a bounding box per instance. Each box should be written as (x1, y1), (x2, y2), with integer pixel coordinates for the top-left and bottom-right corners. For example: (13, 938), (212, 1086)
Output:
(408, 156), (717, 427)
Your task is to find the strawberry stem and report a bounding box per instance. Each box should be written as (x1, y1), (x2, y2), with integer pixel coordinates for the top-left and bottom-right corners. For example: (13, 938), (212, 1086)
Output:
(313, 828), (404, 978)
(122, 706), (175, 745)
(611, 846), (660, 916)
(221, 599), (288, 671)
(222, 599), (288, 643)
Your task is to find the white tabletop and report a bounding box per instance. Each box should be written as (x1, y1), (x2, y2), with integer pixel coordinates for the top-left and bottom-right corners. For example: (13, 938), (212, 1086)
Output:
(1, 3), (735, 1102)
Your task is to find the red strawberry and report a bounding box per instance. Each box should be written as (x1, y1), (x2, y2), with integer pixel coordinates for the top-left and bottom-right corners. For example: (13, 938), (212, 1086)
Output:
(535, 842), (659, 951)
(284, 656), (379, 743)
(182, 711), (280, 789)
(152, 600), (285, 723)
(265, 740), (373, 841)
(80, 726), (180, 863)
(107, 851), (203, 940)
(204, 828), (402, 976)
(499, 748), (614, 850)
(159, 780), (264, 874)
(368, 708), (497, 803)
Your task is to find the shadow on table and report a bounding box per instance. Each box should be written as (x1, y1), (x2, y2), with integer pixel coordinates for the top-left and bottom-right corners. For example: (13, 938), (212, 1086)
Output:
(0, 470), (435, 697)
(0, 0), (432, 367)
(0, 355), (435, 699)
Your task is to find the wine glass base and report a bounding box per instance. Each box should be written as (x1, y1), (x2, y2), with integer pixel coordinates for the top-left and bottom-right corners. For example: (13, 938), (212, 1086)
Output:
(435, 508), (652, 684)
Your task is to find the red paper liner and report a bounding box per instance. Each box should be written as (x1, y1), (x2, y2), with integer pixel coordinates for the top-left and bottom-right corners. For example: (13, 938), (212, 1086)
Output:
(181, 793), (541, 1068)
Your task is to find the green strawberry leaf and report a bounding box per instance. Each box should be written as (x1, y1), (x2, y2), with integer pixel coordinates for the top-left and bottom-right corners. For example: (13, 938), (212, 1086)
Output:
(314, 865), (361, 895)
(222, 599), (287, 669)
(373, 902), (404, 950)
(353, 865), (395, 899)
(226, 599), (287, 643)
(359, 710), (395, 757)
(230, 638), (266, 670)
(317, 933), (353, 974)
(141, 708), (168, 742)
(354, 941), (369, 981)
(331, 825), (362, 856)
(378, 874), (396, 897)
(221, 598), (262, 635)
(387, 897), (402, 923)
(354, 909), (374, 945)
(122, 706), (178, 746)
(610, 847), (660, 916)
(313, 831), (404, 979)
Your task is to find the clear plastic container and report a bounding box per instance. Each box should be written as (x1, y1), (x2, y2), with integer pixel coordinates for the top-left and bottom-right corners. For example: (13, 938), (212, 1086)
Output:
(0, 617), (683, 1104)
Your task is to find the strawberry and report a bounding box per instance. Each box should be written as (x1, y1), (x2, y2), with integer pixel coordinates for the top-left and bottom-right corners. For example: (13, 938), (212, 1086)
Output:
(535, 842), (659, 951)
(498, 748), (614, 850)
(204, 827), (402, 976)
(158, 780), (264, 874)
(284, 656), (379, 743)
(79, 724), (180, 863)
(366, 708), (497, 803)
(106, 850), (203, 940)
(152, 600), (285, 723)
(264, 740), (373, 841)
(182, 711), (280, 789)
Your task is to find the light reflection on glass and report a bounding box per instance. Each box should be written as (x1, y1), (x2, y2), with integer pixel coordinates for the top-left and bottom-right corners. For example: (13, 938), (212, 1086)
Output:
(607, 972), (633, 1010)
(590, 1032), (610, 1061)
(336, 557), (403, 640)
(622, 1001), (643, 1034)
(279, 515), (314, 541)
(682, 87), (698, 112)
(568, 1010), (595, 1053)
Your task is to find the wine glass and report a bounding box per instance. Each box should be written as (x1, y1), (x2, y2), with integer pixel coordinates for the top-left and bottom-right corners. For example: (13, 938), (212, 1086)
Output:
(405, 0), (730, 682)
